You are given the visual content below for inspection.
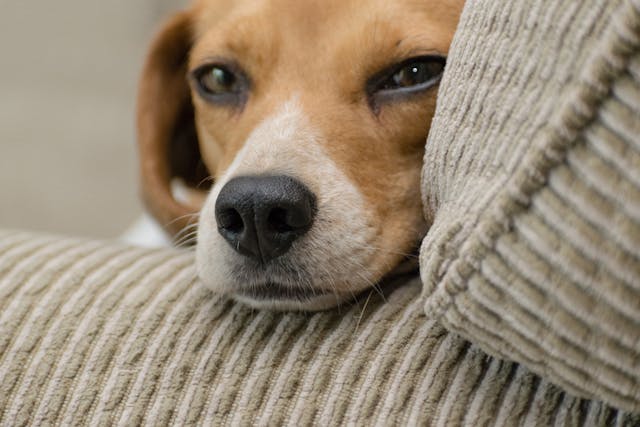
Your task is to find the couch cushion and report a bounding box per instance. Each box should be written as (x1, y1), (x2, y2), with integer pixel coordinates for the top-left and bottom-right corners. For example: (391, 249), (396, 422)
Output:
(420, 0), (640, 411)
(0, 230), (637, 425)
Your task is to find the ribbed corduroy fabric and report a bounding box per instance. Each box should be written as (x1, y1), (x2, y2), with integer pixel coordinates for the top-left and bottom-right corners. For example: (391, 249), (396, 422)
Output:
(421, 0), (640, 412)
(1, 230), (638, 426)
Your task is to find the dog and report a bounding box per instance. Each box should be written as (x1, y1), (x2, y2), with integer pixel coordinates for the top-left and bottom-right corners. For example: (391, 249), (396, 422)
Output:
(137, 0), (464, 310)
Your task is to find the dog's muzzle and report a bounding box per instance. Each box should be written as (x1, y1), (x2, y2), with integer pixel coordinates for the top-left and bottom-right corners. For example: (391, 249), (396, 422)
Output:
(215, 175), (317, 263)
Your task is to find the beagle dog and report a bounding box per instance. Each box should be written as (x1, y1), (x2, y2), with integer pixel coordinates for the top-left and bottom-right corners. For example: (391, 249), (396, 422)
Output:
(137, 0), (464, 310)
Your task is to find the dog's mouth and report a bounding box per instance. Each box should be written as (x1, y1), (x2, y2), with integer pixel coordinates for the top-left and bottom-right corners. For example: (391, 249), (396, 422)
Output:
(235, 281), (333, 301)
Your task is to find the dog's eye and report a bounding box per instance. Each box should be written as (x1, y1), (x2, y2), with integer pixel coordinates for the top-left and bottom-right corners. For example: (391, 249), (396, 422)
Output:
(368, 55), (446, 102)
(199, 66), (237, 94)
(191, 63), (249, 106)
(384, 59), (444, 90)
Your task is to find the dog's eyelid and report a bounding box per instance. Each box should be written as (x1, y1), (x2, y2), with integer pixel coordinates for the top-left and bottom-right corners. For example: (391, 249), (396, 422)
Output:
(370, 55), (447, 87)
(189, 54), (244, 73)
(365, 54), (447, 110)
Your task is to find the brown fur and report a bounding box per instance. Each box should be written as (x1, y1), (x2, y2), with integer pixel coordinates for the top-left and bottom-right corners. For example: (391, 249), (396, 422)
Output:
(138, 0), (463, 281)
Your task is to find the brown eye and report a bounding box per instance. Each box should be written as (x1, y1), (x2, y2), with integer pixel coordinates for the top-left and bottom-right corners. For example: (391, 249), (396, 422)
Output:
(367, 55), (447, 108)
(191, 63), (250, 106)
(390, 61), (442, 88)
(380, 57), (446, 91)
(198, 66), (238, 94)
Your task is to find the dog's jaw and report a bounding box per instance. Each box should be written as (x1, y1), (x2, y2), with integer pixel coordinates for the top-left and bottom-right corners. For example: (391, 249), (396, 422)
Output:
(196, 98), (379, 311)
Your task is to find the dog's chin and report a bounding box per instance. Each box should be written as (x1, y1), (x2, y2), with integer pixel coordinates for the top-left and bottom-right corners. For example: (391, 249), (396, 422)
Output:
(228, 281), (348, 311)
(232, 291), (349, 312)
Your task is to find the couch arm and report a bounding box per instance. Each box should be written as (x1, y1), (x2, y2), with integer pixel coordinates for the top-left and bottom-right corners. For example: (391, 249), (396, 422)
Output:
(0, 230), (637, 425)
(421, 0), (640, 412)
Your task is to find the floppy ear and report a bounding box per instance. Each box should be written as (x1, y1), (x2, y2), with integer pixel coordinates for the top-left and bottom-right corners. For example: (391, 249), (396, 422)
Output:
(137, 11), (210, 238)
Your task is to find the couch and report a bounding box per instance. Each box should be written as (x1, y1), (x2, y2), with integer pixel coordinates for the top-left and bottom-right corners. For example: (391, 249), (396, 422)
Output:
(0, 0), (638, 424)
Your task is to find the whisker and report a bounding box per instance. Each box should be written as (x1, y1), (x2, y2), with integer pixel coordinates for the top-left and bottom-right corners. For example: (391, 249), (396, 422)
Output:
(355, 290), (374, 334)
(175, 236), (198, 249)
(197, 175), (215, 189)
(173, 223), (199, 240)
(173, 224), (200, 247)
(309, 255), (343, 305)
(354, 242), (419, 259)
(349, 260), (387, 303)
(164, 212), (200, 230)
(173, 219), (200, 248)
(174, 231), (199, 248)
(174, 222), (198, 232)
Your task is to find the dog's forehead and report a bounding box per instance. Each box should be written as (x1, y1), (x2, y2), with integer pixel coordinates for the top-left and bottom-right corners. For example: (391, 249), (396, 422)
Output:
(188, 0), (464, 84)
(191, 0), (463, 41)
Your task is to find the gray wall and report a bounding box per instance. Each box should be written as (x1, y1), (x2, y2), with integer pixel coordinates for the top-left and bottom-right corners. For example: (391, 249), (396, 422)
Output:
(0, 0), (187, 238)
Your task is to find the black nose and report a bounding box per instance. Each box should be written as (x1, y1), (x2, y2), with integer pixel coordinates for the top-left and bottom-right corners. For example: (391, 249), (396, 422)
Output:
(215, 175), (317, 263)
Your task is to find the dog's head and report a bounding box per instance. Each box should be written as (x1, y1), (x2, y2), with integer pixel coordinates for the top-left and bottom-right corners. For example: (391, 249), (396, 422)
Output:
(138, 0), (463, 310)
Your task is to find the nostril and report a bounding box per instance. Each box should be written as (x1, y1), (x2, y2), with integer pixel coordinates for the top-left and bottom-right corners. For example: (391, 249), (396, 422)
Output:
(214, 175), (316, 262)
(268, 208), (294, 233)
(218, 208), (244, 233)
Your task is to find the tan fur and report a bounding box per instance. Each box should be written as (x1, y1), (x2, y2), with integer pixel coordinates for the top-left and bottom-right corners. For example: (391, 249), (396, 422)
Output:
(138, 0), (463, 308)
(137, 12), (201, 236)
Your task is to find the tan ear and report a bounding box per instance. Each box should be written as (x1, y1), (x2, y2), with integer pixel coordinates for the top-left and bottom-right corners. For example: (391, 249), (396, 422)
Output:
(137, 11), (210, 238)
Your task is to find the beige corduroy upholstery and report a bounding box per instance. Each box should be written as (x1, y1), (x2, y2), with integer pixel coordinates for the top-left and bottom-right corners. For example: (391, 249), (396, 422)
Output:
(420, 0), (640, 412)
(2, 0), (640, 424)
(1, 230), (639, 426)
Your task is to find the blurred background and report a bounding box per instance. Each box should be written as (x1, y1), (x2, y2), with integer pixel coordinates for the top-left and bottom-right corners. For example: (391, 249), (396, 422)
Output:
(0, 0), (186, 239)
